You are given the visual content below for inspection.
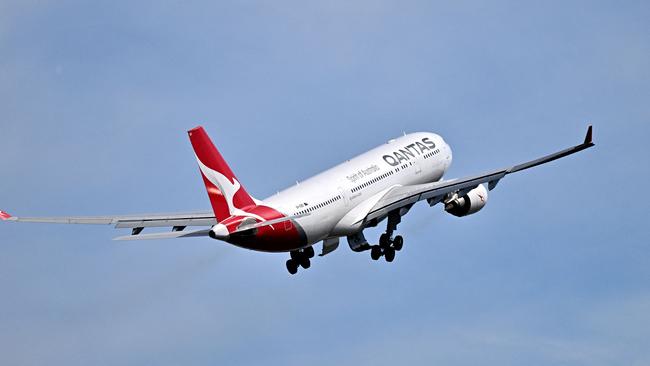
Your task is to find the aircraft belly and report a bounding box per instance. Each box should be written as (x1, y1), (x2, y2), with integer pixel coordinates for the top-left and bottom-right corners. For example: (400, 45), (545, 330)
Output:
(226, 220), (308, 253)
(300, 213), (339, 245)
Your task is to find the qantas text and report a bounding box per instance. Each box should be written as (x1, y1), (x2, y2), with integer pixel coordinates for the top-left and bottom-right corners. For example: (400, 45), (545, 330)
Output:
(382, 138), (436, 166)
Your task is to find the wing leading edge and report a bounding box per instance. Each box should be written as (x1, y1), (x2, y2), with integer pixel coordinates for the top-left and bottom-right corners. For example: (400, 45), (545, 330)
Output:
(2, 212), (217, 228)
(362, 126), (595, 224)
(2, 209), (309, 241)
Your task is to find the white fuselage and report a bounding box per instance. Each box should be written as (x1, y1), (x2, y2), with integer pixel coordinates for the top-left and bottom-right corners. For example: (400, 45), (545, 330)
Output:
(263, 132), (452, 245)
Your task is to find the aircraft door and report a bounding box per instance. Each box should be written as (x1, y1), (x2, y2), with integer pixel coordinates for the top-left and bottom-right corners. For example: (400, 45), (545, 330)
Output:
(413, 157), (422, 175)
(338, 187), (349, 207)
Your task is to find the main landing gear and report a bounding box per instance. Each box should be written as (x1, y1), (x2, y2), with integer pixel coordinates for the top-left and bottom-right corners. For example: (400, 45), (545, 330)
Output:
(370, 212), (404, 263)
(286, 246), (315, 275)
(370, 234), (404, 262)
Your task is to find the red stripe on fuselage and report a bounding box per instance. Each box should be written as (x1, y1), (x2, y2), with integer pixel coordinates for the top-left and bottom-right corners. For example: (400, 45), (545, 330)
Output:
(219, 205), (307, 252)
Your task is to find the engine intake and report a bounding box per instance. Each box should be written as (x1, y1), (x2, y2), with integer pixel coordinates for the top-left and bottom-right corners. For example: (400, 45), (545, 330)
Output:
(445, 184), (488, 217)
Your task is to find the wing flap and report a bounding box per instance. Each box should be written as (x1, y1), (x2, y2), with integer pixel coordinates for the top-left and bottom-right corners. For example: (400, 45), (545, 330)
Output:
(113, 229), (211, 241)
(114, 217), (216, 229)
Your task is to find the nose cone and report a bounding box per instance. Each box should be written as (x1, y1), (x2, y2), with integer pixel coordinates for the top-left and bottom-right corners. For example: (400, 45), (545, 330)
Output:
(209, 223), (230, 240)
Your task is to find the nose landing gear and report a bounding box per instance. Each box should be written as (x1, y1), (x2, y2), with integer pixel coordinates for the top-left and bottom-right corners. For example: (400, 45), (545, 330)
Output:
(286, 246), (315, 275)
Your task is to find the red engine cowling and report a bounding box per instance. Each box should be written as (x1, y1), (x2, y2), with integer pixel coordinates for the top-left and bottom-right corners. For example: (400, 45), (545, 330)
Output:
(445, 184), (488, 217)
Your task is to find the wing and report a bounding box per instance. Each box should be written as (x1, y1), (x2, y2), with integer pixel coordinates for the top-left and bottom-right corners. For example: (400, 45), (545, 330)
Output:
(1, 210), (217, 235)
(1, 208), (310, 241)
(362, 126), (594, 224)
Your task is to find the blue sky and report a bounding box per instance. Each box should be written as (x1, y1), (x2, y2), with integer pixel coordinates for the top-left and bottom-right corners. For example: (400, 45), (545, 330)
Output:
(1, 1), (649, 365)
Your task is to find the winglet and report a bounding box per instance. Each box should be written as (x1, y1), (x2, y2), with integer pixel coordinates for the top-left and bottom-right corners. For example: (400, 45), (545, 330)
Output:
(584, 125), (594, 145)
(0, 210), (12, 221)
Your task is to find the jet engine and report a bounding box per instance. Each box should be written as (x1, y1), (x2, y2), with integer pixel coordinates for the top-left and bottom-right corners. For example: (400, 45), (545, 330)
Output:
(445, 184), (488, 217)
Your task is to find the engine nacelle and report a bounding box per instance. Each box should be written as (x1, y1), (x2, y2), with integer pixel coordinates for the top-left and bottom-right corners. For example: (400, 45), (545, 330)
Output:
(445, 184), (488, 217)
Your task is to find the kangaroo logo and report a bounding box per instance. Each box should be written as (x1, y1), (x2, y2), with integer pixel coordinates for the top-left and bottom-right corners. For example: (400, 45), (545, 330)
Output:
(195, 156), (265, 222)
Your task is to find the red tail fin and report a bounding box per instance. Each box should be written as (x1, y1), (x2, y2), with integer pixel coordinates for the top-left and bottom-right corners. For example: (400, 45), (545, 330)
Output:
(188, 126), (256, 222)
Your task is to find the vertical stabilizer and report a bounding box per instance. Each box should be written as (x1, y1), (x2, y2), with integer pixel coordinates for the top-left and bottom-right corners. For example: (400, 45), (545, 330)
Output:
(188, 127), (256, 222)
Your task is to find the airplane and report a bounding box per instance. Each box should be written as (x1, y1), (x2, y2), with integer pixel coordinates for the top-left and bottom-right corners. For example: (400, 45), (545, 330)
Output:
(1, 125), (594, 274)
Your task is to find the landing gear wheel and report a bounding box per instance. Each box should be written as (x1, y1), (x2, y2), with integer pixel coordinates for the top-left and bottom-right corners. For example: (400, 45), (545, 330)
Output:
(379, 233), (391, 247)
(370, 246), (382, 260)
(304, 246), (315, 258)
(286, 259), (298, 275)
(290, 251), (300, 261)
(384, 248), (396, 262)
(393, 235), (404, 251)
(299, 257), (311, 269)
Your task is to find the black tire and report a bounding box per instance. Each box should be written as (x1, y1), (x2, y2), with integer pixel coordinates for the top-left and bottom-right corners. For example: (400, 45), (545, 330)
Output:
(393, 235), (404, 251)
(286, 259), (298, 275)
(370, 246), (382, 260)
(300, 257), (311, 269)
(304, 246), (315, 258)
(385, 248), (396, 262)
(290, 251), (300, 261)
(379, 233), (390, 247)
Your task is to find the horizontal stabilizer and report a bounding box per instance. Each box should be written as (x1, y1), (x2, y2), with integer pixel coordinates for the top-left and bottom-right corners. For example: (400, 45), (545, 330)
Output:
(113, 229), (211, 241)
